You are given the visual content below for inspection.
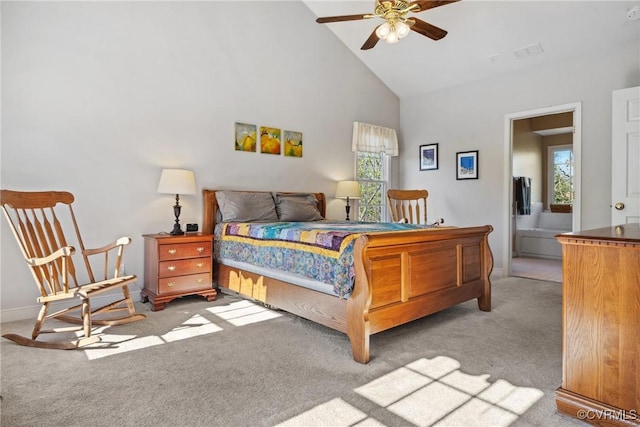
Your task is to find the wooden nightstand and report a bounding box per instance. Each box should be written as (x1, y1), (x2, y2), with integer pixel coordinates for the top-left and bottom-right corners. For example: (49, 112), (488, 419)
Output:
(141, 233), (217, 311)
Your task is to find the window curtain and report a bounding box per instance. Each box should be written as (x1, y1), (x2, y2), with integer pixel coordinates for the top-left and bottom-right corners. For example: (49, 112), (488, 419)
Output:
(351, 121), (399, 156)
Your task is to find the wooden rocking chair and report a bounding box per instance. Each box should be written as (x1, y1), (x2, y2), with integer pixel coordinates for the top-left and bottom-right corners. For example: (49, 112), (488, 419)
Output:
(1, 190), (146, 349)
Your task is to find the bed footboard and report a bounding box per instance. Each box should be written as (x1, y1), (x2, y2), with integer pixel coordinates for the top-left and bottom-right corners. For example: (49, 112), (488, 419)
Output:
(348, 225), (493, 363)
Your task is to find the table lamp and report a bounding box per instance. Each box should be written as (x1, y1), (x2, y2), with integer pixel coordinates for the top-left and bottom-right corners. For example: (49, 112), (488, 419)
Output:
(157, 168), (196, 235)
(335, 180), (360, 221)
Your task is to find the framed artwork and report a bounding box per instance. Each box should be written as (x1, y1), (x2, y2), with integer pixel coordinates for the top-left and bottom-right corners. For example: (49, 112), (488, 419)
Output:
(283, 130), (303, 157)
(234, 122), (257, 152)
(419, 143), (438, 171)
(456, 150), (479, 180)
(260, 126), (281, 155)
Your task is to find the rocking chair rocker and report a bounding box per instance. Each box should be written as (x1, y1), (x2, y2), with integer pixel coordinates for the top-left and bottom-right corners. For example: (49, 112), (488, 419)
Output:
(1, 190), (146, 349)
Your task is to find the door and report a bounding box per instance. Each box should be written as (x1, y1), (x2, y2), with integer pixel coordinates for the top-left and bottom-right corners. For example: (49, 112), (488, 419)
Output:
(612, 86), (640, 225)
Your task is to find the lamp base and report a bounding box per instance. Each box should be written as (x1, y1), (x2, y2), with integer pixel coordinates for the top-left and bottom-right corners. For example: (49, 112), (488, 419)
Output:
(169, 224), (184, 235)
(345, 202), (351, 221)
(170, 194), (185, 235)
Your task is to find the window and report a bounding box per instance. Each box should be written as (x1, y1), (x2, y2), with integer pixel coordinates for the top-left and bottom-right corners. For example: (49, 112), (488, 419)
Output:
(351, 121), (397, 222)
(548, 144), (574, 206)
(355, 151), (389, 222)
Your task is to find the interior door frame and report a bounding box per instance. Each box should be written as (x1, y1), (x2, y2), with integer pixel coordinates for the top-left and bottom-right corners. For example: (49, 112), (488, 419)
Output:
(503, 102), (582, 277)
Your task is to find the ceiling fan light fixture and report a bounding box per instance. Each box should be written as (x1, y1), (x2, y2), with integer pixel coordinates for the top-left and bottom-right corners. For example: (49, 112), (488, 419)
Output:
(396, 20), (410, 38)
(375, 21), (391, 39)
(385, 29), (400, 44)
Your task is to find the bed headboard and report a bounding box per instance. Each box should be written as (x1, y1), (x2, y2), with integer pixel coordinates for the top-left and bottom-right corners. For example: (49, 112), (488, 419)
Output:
(202, 189), (327, 234)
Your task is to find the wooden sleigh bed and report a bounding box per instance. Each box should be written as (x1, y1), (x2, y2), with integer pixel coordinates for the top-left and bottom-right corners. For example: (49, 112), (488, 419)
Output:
(203, 189), (493, 364)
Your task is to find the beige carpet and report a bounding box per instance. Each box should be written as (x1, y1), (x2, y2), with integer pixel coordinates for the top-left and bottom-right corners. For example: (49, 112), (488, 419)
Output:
(0, 277), (582, 427)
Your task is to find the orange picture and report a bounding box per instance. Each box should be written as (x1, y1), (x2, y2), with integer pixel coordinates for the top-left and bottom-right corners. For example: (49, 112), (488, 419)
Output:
(284, 130), (303, 158)
(260, 126), (281, 155)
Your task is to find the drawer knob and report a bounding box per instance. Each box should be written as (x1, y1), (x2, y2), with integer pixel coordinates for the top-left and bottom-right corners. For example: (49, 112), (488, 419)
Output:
(168, 249), (177, 255)
(197, 278), (204, 283)
(167, 282), (175, 287)
(196, 247), (205, 253)
(196, 262), (204, 268)
(167, 265), (176, 272)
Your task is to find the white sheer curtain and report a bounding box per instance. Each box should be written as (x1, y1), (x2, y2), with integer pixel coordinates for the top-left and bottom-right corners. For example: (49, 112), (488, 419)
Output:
(351, 121), (399, 156)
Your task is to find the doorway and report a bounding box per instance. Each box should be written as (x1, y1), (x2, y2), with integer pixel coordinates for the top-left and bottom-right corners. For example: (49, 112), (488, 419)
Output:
(503, 102), (582, 280)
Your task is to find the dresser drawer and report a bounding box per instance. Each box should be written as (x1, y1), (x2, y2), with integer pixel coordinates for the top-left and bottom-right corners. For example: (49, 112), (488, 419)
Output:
(158, 241), (212, 261)
(158, 257), (211, 278)
(159, 273), (211, 294)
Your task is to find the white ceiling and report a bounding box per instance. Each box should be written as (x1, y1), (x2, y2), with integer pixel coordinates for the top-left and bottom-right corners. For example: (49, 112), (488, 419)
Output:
(304, 0), (640, 98)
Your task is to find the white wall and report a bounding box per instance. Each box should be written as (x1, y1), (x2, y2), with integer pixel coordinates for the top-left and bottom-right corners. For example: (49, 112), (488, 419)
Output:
(0, 1), (400, 320)
(513, 119), (542, 203)
(399, 39), (640, 275)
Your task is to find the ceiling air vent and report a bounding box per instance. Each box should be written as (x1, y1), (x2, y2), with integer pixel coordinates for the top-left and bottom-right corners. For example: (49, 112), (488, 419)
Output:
(514, 43), (544, 60)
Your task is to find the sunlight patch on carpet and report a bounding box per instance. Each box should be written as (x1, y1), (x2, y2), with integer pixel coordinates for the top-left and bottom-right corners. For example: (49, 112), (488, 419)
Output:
(83, 333), (165, 360)
(407, 355), (461, 379)
(80, 300), (281, 359)
(274, 398), (367, 427)
(354, 367), (432, 407)
(277, 356), (544, 427)
(82, 314), (222, 360)
(161, 314), (223, 342)
(389, 381), (471, 426)
(207, 300), (282, 326)
(477, 378), (545, 414)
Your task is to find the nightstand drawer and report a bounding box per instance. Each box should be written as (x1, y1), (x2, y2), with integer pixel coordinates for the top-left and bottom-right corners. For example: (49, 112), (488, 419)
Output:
(158, 241), (212, 261)
(159, 273), (211, 294)
(158, 257), (211, 278)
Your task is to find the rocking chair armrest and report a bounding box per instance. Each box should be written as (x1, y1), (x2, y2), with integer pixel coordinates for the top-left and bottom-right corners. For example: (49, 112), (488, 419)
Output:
(83, 237), (132, 256)
(26, 246), (75, 267)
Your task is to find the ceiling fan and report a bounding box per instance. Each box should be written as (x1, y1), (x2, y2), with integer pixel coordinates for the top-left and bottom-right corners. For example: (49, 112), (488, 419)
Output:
(315, 0), (460, 50)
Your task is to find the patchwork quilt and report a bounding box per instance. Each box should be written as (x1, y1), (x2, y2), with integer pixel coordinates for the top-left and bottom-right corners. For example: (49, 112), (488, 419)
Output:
(215, 221), (434, 297)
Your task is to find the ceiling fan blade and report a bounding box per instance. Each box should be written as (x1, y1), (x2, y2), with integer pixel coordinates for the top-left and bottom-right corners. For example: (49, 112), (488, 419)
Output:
(409, 0), (461, 13)
(361, 28), (380, 50)
(316, 14), (372, 24)
(410, 17), (448, 40)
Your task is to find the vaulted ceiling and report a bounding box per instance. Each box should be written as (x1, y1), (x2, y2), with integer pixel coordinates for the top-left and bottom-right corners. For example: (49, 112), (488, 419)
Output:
(304, 1), (640, 98)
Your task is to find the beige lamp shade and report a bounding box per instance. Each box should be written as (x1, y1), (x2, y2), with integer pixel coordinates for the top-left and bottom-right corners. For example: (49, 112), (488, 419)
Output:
(335, 180), (361, 199)
(157, 169), (196, 195)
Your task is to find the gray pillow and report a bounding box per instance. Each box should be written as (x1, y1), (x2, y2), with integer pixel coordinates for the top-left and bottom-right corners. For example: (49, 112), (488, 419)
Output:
(215, 191), (278, 222)
(274, 193), (323, 222)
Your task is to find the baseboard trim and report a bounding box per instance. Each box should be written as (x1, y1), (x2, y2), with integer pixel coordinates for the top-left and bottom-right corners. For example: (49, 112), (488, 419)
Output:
(556, 387), (640, 426)
(491, 267), (505, 279)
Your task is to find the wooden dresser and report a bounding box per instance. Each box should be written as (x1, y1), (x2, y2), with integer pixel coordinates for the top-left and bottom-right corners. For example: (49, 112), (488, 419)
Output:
(141, 233), (217, 311)
(556, 224), (639, 426)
